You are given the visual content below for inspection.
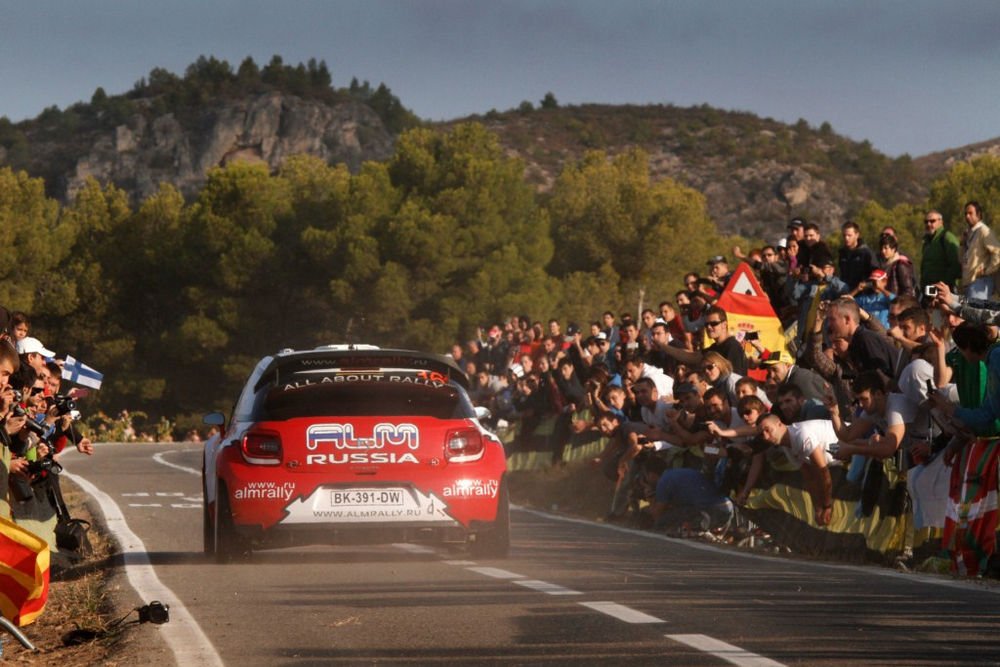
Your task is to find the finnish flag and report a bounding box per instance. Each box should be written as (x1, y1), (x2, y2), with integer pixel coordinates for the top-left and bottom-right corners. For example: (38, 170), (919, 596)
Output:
(62, 355), (104, 390)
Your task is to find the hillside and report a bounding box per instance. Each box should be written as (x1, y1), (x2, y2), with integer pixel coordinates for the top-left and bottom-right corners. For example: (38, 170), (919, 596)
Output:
(452, 103), (928, 237)
(912, 136), (1000, 181)
(0, 56), (987, 238)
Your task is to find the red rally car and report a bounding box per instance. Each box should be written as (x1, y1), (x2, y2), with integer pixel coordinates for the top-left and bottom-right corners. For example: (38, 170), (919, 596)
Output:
(202, 345), (509, 562)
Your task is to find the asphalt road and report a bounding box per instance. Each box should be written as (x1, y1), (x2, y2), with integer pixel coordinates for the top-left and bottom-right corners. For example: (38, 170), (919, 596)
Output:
(61, 443), (1000, 666)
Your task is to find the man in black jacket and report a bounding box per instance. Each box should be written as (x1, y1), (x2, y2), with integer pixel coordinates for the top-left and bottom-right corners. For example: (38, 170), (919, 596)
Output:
(763, 350), (831, 403)
(838, 221), (878, 291)
(826, 298), (906, 388)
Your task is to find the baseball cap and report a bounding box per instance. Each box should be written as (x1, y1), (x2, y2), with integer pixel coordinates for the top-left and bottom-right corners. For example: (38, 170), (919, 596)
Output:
(706, 255), (727, 266)
(761, 350), (795, 366)
(869, 269), (887, 281)
(787, 218), (805, 229)
(776, 238), (788, 248)
(595, 331), (608, 341)
(17, 336), (55, 358)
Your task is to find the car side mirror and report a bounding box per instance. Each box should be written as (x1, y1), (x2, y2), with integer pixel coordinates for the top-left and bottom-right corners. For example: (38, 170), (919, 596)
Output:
(203, 412), (225, 427)
(474, 406), (491, 422)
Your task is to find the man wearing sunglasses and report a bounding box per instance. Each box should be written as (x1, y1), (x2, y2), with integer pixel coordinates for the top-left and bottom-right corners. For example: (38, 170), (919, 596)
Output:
(651, 306), (748, 376)
(919, 210), (960, 293)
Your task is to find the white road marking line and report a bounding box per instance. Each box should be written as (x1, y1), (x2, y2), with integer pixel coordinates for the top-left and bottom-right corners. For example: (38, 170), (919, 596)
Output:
(156, 492), (185, 497)
(579, 601), (664, 624)
(442, 559), (477, 565)
(513, 579), (581, 595)
(128, 503), (163, 508)
(466, 566), (525, 579)
(512, 505), (1000, 595)
(392, 543), (435, 554)
(153, 450), (202, 476)
(667, 634), (785, 667)
(64, 471), (224, 667)
(122, 492), (150, 497)
(609, 568), (655, 579)
(170, 503), (201, 509)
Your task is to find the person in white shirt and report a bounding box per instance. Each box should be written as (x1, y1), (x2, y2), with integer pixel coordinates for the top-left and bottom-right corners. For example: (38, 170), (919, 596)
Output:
(757, 413), (836, 526)
(622, 351), (673, 400)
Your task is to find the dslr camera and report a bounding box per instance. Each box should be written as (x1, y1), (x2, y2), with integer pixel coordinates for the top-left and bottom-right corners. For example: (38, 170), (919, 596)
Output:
(46, 393), (79, 419)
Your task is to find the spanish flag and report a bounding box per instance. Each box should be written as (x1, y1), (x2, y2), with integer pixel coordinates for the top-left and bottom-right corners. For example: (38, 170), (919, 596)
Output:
(711, 262), (789, 382)
(0, 516), (49, 626)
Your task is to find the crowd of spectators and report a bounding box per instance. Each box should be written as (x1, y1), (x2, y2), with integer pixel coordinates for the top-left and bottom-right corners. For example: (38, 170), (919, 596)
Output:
(0, 307), (95, 573)
(456, 202), (1000, 577)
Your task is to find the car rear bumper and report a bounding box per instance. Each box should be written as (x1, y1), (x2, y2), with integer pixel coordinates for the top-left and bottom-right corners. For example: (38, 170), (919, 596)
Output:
(215, 444), (506, 533)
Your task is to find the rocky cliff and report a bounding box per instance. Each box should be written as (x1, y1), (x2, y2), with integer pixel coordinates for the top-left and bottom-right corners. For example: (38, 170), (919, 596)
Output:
(5, 91), (395, 203)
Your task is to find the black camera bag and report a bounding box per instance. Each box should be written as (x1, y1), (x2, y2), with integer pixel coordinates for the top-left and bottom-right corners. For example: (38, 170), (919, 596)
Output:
(48, 476), (93, 557)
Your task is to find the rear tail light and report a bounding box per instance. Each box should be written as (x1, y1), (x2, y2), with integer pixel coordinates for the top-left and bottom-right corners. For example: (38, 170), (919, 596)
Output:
(241, 430), (282, 465)
(445, 428), (484, 462)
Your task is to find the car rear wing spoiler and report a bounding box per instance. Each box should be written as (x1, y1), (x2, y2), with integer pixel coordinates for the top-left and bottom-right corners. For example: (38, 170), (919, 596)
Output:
(254, 348), (469, 392)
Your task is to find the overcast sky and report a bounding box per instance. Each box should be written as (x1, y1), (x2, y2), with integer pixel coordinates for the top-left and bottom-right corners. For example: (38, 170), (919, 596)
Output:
(2, 1), (998, 157)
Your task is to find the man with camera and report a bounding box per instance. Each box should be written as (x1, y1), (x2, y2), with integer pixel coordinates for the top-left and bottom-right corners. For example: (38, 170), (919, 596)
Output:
(43, 363), (94, 457)
(0, 341), (28, 520)
(4, 363), (66, 549)
(931, 280), (1000, 326)
(851, 269), (894, 328)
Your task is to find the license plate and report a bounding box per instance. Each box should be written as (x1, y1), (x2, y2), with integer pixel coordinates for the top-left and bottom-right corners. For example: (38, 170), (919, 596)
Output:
(284, 486), (454, 524)
(330, 488), (405, 507)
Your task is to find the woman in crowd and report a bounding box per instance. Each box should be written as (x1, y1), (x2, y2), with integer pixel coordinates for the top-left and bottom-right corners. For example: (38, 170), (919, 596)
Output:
(878, 233), (916, 298)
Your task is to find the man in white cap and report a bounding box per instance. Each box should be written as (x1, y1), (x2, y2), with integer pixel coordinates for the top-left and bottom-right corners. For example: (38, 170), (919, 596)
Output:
(16, 336), (55, 376)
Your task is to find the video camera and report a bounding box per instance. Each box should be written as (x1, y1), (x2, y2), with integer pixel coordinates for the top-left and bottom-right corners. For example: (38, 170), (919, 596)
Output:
(11, 403), (50, 439)
(46, 392), (79, 419)
(8, 407), (60, 471)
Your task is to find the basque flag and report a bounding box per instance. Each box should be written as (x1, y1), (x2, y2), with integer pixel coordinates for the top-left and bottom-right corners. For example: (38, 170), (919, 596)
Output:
(62, 355), (104, 390)
(0, 516), (49, 626)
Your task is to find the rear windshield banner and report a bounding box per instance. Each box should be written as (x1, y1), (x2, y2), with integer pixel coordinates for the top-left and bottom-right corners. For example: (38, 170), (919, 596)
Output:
(278, 369), (450, 392)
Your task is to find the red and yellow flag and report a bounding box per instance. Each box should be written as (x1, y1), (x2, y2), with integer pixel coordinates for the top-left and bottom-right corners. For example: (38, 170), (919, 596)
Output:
(0, 516), (49, 626)
(711, 262), (788, 382)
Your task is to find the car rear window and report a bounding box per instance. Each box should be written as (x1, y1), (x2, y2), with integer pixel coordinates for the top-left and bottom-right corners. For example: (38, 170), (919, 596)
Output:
(258, 380), (474, 421)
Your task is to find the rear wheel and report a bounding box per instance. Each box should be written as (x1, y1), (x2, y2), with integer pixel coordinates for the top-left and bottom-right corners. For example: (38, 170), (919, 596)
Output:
(214, 483), (251, 563)
(203, 501), (215, 555)
(470, 480), (510, 559)
(203, 478), (215, 555)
